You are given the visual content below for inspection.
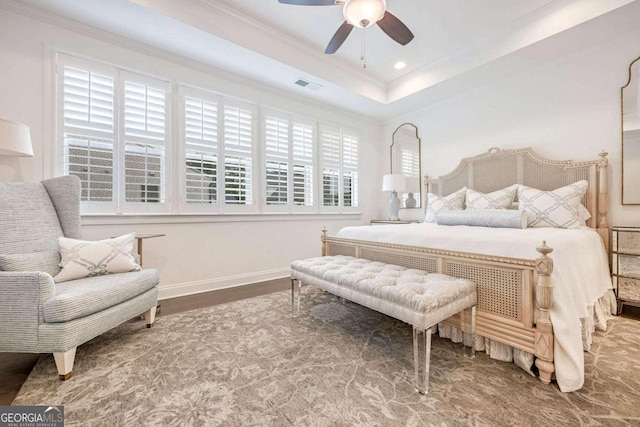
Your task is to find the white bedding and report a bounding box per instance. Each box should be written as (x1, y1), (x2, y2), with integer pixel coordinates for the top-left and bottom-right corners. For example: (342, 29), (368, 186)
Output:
(336, 223), (615, 392)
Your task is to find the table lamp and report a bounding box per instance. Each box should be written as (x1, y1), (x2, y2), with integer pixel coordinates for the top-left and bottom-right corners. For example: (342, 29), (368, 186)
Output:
(382, 174), (406, 221)
(0, 118), (34, 157)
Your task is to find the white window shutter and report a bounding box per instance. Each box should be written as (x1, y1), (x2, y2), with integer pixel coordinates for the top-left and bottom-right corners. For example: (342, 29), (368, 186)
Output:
(61, 61), (116, 207)
(292, 121), (314, 207)
(121, 74), (169, 210)
(320, 126), (341, 207)
(264, 114), (289, 206)
(342, 134), (359, 208)
(184, 94), (218, 206)
(224, 102), (253, 206)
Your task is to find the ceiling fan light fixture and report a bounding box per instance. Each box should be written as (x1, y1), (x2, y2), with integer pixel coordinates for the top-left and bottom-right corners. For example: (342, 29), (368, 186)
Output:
(343, 0), (386, 29)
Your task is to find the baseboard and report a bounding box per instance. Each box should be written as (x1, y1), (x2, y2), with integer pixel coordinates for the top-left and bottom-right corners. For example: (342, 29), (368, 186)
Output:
(157, 268), (290, 300)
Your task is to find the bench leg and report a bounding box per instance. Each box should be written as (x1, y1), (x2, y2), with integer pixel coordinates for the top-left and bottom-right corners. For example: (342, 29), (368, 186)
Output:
(413, 326), (432, 395)
(462, 305), (477, 359)
(291, 278), (302, 317)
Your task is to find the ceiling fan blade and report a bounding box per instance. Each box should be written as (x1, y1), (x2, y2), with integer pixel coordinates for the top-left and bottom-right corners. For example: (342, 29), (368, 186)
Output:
(278, 0), (338, 5)
(325, 21), (353, 54)
(377, 11), (414, 46)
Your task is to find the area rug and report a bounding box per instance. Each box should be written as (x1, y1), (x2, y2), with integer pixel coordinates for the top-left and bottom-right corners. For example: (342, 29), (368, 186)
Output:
(13, 287), (640, 426)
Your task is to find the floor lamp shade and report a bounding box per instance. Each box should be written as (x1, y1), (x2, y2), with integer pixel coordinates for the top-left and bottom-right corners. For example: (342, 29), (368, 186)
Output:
(0, 118), (34, 157)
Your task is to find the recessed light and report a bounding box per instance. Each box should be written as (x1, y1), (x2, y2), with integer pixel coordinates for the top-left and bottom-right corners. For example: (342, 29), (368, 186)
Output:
(394, 61), (406, 70)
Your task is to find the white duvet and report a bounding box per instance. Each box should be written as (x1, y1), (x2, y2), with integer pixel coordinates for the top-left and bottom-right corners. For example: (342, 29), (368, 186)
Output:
(336, 223), (615, 392)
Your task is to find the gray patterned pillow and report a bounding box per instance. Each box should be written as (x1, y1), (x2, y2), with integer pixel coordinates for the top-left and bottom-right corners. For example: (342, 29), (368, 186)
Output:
(0, 251), (61, 277)
(518, 181), (588, 229)
(54, 233), (141, 283)
(465, 185), (518, 210)
(424, 188), (466, 223)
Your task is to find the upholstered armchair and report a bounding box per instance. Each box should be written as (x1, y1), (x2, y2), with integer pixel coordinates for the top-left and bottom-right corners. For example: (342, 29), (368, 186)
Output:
(0, 175), (159, 380)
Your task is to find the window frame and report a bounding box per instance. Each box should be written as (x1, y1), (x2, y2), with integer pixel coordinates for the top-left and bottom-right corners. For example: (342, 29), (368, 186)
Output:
(54, 52), (360, 217)
(261, 108), (317, 214)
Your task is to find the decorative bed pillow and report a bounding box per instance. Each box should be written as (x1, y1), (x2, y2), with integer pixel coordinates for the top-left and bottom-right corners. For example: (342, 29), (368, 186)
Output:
(0, 251), (61, 277)
(54, 233), (141, 283)
(518, 181), (588, 229)
(436, 210), (527, 229)
(465, 185), (519, 210)
(424, 188), (466, 223)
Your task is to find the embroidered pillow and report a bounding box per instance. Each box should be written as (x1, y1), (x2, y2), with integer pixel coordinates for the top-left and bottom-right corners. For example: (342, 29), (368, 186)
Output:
(518, 181), (588, 229)
(0, 251), (61, 277)
(54, 233), (141, 283)
(436, 210), (527, 229)
(465, 185), (519, 210)
(424, 187), (466, 223)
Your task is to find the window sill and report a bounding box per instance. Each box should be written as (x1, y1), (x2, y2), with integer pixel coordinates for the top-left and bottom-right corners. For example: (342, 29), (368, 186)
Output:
(81, 212), (363, 226)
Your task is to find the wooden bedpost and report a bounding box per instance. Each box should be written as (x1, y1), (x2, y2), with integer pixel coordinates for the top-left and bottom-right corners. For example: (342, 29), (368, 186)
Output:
(597, 151), (610, 251)
(534, 241), (555, 385)
(321, 227), (328, 256)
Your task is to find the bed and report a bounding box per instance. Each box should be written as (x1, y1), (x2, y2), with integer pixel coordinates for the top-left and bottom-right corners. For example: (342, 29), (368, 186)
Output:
(322, 147), (616, 392)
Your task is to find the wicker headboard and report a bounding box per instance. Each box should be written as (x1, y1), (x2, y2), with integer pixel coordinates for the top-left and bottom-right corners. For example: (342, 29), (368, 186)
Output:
(425, 147), (609, 233)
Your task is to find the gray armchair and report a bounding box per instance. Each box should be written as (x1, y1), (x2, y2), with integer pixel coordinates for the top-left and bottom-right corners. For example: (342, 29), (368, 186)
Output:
(0, 175), (159, 380)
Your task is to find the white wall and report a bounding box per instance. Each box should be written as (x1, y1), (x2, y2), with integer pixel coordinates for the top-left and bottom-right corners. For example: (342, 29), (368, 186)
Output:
(386, 27), (640, 227)
(0, 9), (385, 298)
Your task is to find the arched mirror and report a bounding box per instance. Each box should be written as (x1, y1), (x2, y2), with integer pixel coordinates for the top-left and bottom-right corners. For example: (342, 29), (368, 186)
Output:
(391, 123), (422, 209)
(622, 56), (640, 205)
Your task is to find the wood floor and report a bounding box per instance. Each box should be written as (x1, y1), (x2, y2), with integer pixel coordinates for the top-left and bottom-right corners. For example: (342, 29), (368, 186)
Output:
(0, 278), (289, 405)
(1, 281), (638, 405)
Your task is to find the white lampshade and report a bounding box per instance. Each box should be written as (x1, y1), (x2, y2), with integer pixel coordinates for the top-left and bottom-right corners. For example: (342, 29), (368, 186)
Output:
(382, 174), (406, 192)
(343, 0), (386, 28)
(0, 118), (33, 157)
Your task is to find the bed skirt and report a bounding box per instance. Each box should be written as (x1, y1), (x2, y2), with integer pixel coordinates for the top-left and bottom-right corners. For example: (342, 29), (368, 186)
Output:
(437, 289), (617, 379)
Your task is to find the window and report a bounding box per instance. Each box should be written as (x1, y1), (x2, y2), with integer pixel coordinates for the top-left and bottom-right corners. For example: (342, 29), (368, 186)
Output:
(263, 110), (315, 212)
(56, 54), (359, 216)
(320, 125), (359, 209)
(58, 54), (170, 214)
(179, 87), (255, 213)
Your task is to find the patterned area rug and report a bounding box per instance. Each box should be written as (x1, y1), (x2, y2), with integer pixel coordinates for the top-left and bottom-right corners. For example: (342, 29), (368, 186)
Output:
(13, 288), (640, 426)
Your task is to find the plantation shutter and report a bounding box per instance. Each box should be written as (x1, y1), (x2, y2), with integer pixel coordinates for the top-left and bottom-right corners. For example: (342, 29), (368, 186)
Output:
(61, 60), (115, 205)
(291, 121), (314, 207)
(264, 114), (289, 206)
(320, 125), (341, 207)
(184, 94), (218, 205)
(224, 101), (253, 206)
(121, 74), (169, 208)
(342, 134), (359, 207)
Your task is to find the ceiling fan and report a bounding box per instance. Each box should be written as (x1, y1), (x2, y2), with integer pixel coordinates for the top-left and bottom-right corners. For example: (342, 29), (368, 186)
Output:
(277, 0), (414, 54)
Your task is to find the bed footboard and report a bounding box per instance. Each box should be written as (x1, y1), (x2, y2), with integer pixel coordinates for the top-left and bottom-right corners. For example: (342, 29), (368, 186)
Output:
(321, 229), (555, 385)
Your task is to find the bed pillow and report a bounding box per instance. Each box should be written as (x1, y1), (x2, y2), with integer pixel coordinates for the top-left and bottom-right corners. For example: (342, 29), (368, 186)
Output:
(436, 210), (527, 229)
(424, 188), (466, 223)
(465, 185), (519, 210)
(0, 251), (61, 277)
(518, 181), (588, 229)
(54, 233), (141, 283)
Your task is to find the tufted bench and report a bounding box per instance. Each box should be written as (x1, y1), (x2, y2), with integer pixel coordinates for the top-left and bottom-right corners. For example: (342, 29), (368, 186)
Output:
(290, 255), (477, 394)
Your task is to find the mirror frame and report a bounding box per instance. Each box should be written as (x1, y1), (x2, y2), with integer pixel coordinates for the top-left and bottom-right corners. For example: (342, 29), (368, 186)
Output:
(621, 55), (640, 205)
(390, 123), (422, 209)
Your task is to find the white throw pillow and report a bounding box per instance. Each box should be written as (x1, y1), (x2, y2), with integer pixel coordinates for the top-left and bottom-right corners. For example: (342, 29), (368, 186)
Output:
(54, 233), (141, 283)
(424, 187), (466, 223)
(518, 181), (588, 229)
(465, 185), (519, 210)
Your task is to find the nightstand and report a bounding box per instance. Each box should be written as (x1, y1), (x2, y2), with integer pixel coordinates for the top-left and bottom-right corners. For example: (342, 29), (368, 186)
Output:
(611, 226), (640, 314)
(370, 219), (420, 225)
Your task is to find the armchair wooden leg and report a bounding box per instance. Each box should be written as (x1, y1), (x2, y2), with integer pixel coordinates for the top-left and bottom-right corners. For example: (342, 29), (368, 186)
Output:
(144, 305), (157, 328)
(53, 348), (76, 381)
